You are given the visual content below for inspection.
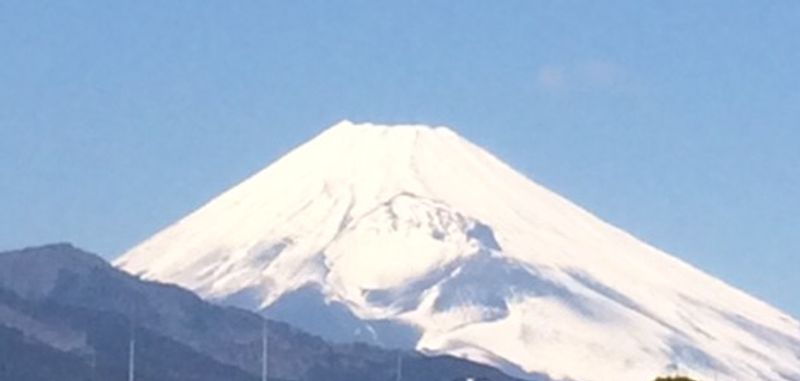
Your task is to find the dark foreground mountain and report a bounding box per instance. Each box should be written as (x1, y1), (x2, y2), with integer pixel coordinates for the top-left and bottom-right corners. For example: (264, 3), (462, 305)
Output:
(0, 243), (529, 381)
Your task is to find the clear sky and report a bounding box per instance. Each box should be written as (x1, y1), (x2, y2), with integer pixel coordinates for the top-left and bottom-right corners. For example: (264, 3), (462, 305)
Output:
(1, 1), (798, 317)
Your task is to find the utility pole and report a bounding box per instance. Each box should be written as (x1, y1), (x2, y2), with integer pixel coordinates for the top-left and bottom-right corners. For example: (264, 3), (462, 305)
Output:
(262, 319), (268, 381)
(396, 353), (403, 381)
(128, 321), (136, 381)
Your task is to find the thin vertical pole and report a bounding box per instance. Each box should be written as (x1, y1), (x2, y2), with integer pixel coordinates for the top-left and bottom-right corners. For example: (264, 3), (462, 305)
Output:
(262, 319), (268, 381)
(128, 322), (135, 381)
(396, 353), (402, 381)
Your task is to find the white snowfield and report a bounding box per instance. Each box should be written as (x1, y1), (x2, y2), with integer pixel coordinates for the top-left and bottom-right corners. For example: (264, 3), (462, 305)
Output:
(116, 121), (800, 381)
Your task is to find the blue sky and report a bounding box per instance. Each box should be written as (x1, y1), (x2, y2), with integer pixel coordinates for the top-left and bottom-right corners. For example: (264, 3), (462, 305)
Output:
(1, 1), (798, 317)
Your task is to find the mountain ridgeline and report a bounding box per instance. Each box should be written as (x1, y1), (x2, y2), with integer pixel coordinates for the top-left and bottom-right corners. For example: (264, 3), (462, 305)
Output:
(0, 243), (527, 381)
(115, 121), (800, 381)
(4, 123), (798, 381)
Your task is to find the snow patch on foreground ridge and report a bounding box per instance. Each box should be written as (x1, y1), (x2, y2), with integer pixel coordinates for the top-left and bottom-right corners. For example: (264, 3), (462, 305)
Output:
(116, 120), (800, 381)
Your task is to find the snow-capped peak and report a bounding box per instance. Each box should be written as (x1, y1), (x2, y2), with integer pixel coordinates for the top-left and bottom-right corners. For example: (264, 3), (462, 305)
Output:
(115, 121), (800, 381)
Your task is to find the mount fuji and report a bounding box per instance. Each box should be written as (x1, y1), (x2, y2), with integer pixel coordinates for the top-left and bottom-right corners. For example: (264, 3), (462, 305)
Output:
(116, 121), (800, 381)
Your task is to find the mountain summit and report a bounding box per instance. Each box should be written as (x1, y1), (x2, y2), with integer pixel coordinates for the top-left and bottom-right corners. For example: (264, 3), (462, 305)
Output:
(116, 121), (800, 381)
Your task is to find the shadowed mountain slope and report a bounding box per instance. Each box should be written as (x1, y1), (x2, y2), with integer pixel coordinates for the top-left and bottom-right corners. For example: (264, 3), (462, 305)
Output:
(0, 243), (529, 381)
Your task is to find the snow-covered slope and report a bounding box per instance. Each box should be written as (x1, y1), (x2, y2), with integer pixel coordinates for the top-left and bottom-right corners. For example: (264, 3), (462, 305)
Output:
(116, 121), (800, 381)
